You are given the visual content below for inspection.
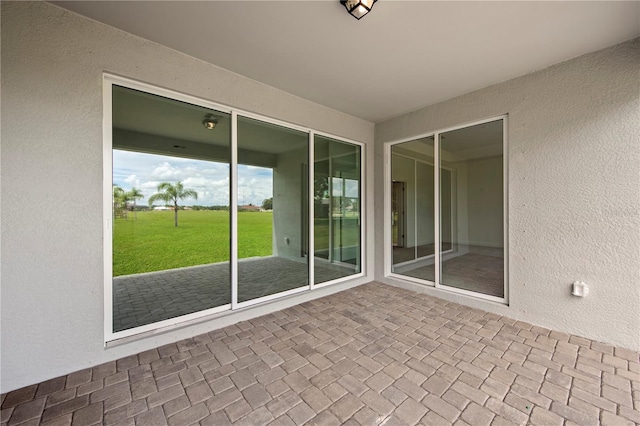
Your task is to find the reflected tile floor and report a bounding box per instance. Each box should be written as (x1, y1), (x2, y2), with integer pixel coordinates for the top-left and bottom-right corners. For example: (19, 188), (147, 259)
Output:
(2, 282), (639, 426)
(113, 257), (354, 332)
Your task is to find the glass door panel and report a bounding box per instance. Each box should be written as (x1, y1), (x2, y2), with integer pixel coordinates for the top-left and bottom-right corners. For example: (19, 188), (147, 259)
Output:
(314, 136), (361, 284)
(391, 137), (435, 281)
(237, 117), (308, 302)
(439, 120), (505, 298)
(111, 85), (231, 332)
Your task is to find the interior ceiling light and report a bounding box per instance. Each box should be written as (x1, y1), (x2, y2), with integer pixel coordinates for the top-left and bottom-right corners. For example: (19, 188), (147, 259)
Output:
(341, 0), (377, 20)
(202, 114), (218, 130)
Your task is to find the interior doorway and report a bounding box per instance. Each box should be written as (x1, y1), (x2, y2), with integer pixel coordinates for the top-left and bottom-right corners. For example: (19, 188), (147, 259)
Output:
(392, 181), (405, 247)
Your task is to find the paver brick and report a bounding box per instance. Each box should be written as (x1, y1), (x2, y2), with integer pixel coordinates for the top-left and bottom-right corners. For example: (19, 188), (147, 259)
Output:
(360, 390), (394, 417)
(135, 406), (168, 426)
(549, 401), (596, 426)
(6, 397), (46, 424)
(167, 402), (208, 425)
(200, 411), (232, 426)
(266, 390), (302, 418)
(485, 397), (529, 425)
(41, 396), (89, 423)
(162, 395), (189, 418)
(602, 384), (633, 407)
(528, 406), (563, 426)
(287, 401), (316, 424)
(146, 385), (185, 409)
(300, 386), (332, 412)
(330, 394), (363, 423)
(461, 402), (493, 426)
(71, 402), (103, 425)
(225, 398), (253, 422)
(480, 377), (509, 399)
(422, 394), (461, 423)
(4, 284), (639, 426)
(242, 383), (271, 409)
(395, 397), (427, 426)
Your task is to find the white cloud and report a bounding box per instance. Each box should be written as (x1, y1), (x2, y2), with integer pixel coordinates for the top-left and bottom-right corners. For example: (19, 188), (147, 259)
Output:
(113, 150), (272, 206)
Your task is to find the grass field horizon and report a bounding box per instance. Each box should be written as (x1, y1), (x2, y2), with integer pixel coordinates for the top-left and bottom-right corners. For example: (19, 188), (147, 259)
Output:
(113, 210), (273, 276)
(113, 210), (360, 276)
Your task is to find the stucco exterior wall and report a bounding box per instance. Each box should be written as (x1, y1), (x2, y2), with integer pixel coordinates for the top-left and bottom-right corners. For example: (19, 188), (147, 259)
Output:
(375, 38), (640, 351)
(0, 2), (374, 392)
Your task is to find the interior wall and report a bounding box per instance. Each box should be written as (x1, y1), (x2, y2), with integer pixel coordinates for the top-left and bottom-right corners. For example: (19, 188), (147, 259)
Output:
(0, 1), (374, 392)
(466, 155), (503, 248)
(273, 148), (307, 260)
(376, 38), (640, 351)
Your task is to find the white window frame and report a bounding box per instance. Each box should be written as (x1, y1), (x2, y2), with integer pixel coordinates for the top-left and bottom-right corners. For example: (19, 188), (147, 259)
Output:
(103, 74), (365, 344)
(384, 115), (509, 304)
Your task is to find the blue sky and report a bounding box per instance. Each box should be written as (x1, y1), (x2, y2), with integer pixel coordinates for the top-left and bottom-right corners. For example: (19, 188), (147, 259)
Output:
(113, 150), (273, 207)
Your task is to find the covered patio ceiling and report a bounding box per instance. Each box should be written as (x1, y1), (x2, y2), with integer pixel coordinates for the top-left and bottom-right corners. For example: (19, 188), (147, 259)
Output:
(51, 1), (640, 122)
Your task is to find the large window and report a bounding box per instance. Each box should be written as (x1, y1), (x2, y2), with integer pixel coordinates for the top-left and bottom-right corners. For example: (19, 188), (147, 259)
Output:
(387, 117), (507, 303)
(105, 77), (364, 340)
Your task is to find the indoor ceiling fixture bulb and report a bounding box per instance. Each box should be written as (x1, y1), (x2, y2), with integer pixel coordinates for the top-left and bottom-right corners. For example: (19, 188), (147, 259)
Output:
(202, 115), (218, 130)
(340, 0), (377, 20)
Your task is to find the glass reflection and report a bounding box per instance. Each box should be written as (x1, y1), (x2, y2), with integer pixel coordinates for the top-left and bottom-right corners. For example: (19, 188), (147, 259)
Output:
(112, 85), (230, 332)
(237, 116), (309, 302)
(314, 136), (361, 284)
(440, 120), (504, 298)
(391, 137), (436, 281)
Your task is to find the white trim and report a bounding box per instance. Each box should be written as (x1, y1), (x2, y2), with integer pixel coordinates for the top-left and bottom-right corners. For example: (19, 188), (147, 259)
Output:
(108, 304), (231, 342)
(104, 73), (233, 115)
(103, 77), (114, 345)
(388, 272), (435, 287)
(434, 131), (441, 291)
(309, 131), (315, 290)
(359, 142), (365, 277)
(503, 115), (510, 305)
(235, 285), (309, 310)
(383, 143), (392, 277)
(313, 271), (365, 289)
(103, 74), (367, 343)
(231, 111), (239, 309)
(383, 115), (509, 305)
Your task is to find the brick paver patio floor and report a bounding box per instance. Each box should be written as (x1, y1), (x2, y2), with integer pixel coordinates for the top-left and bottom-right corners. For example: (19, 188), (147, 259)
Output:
(2, 282), (639, 425)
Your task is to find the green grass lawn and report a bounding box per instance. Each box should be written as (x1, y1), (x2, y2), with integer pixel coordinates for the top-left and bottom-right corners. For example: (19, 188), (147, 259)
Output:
(113, 210), (273, 276)
(113, 210), (360, 276)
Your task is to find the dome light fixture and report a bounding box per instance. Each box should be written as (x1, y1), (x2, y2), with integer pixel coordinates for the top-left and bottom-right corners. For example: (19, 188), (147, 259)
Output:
(340, 0), (377, 20)
(202, 114), (218, 130)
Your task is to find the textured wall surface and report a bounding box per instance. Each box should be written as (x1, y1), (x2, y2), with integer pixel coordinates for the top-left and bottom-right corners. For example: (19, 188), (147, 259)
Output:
(0, 2), (374, 392)
(375, 39), (640, 351)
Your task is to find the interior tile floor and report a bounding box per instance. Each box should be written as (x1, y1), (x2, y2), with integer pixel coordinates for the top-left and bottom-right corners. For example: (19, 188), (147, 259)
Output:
(2, 282), (639, 426)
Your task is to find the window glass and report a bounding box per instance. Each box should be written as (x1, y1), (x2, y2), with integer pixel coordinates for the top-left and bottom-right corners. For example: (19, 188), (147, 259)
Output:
(112, 85), (230, 332)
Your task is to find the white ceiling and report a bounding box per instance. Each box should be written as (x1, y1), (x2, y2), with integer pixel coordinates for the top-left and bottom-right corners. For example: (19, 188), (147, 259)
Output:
(53, 1), (639, 123)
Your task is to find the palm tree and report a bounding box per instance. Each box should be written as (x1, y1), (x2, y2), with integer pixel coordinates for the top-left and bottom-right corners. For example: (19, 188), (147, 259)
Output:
(127, 187), (144, 220)
(113, 185), (129, 219)
(148, 181), (198, 227)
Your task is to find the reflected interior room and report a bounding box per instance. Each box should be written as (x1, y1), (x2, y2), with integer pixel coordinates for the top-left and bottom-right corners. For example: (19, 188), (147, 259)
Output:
(391, 120), (505, 299)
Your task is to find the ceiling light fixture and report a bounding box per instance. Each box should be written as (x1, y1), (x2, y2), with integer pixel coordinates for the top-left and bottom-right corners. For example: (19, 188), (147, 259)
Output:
(340, 0), (377, 20)
(202, 114), (218, 130)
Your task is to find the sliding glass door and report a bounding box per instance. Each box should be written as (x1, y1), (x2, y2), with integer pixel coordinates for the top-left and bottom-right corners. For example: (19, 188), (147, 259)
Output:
(439, 120), (505, 298)
(388, 117), (507, 302)
(314, 136), (362, 284)
(237, 117), (309, 303)
(106, 77), (365, 340)
(111, 85), (231, 332)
